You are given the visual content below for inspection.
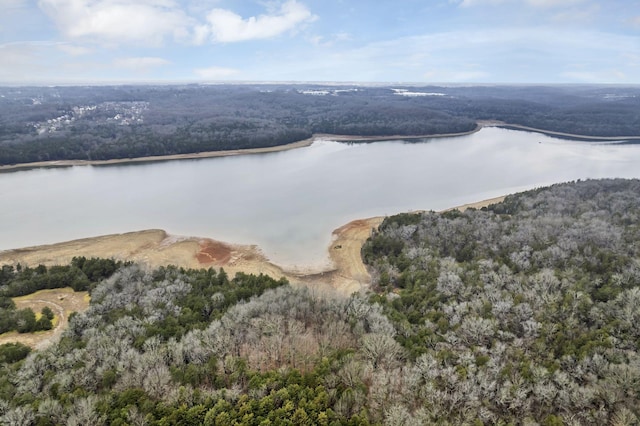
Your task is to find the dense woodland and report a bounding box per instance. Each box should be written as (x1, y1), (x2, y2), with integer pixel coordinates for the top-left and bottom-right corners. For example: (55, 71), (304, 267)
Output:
(1, 179), (640, 424)
(1, 84), (639, 165)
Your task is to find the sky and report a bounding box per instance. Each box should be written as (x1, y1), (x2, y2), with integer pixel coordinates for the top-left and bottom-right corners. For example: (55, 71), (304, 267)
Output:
(0, 0), (639, 85)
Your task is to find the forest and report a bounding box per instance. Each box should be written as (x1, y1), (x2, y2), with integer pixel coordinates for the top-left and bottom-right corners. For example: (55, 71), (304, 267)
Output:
(0, 84), (639, 165)
(1, 178), (640, 424)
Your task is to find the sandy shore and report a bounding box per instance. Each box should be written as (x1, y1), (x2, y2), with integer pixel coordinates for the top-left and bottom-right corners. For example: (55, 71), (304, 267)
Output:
(0, 195), (506, 296)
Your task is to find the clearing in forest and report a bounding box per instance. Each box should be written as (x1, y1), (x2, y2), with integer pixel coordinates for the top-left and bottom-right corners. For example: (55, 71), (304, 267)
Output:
(0, 287), (89, 350)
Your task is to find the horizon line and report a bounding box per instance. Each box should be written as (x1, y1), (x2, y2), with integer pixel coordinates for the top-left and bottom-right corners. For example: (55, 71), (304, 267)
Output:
(1, 80), (640, 88)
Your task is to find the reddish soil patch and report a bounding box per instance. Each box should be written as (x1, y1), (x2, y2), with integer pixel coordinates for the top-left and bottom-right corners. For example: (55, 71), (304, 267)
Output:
(196, 240), (232, 265)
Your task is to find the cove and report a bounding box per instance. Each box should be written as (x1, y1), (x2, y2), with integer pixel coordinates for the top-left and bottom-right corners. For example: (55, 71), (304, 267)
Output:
(1, 127), (640, 270)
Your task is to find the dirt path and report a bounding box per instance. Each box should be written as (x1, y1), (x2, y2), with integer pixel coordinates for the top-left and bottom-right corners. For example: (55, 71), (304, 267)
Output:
(0, 288), (89, 349)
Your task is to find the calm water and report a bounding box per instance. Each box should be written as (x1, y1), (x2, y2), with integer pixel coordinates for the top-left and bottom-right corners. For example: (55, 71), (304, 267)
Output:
(1, 127), (639, 270)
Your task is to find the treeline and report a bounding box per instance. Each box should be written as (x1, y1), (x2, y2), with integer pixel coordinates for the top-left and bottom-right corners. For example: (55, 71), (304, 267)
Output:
(2, 84), (637, 166)
(0, 257), (125, 297)
(0, 305), (54, 335)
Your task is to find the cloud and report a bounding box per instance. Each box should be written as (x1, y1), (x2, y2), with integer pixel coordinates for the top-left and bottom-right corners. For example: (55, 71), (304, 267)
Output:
(456, 0), (584, 7)
(310, 32), (351, 47)
(38, 0), (190, 45)
(526, 0), (584, 7)
(57, 44), (93, 56)
(1, 0), (26, 8)
(0, 41), (54, 83)
(266, 27), (639, 83)
(194, 66), (240, 79)
(199, 0), (316, 43)
(561, 70), (627, 83)
(114, 56), (171, 71)
(457, 0), (507, 7)
(551, 3), (598, 24)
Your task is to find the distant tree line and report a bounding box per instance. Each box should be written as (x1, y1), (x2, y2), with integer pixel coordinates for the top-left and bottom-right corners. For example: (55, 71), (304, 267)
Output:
(2, 84), (637, 166)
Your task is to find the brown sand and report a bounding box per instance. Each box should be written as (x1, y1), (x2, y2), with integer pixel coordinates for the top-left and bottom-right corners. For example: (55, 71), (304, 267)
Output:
(0, 196), (505, 294)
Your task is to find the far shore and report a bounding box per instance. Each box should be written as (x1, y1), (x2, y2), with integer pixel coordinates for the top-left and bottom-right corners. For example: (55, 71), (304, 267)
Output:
(481, 120), (640, 141)
(0, 127), (482, 173)
(1, 123), (637, 172)
(0, 137), (316, 173)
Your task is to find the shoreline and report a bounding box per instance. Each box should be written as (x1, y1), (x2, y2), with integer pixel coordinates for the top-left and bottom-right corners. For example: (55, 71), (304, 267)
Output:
(0, 193), (505, 350)
(1, 123), (636, 172)
(481, 120), (640, 141)
(0, 195), (507, 295)
(0, 128), (481, 173)
(0, 137), (316, 173)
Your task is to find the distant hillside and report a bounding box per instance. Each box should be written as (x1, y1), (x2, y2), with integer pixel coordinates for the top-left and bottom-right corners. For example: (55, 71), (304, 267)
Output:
(1, 84), (639, 166)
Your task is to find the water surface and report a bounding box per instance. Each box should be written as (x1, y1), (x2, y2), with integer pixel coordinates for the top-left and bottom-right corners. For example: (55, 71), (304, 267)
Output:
(1, 127), (639, 269)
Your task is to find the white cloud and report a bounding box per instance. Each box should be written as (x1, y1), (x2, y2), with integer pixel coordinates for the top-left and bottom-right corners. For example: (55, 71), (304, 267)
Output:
(458, 0), (507, 7)
(200, 0), (316, 43)
(194, 66), (239, 79)
(456, 0), (585, 7)
(263, 27), (639, 83)
(551, 3), (598, 24)
(424, 69), (489, 82)
(38, 0), (191, 45)
(0, 42), (53, 82)
(527, 0), (584, 7)
(114, 56), (171, 71)
(57, 44), (93, 56)
(1, 0), (26, 8)
(561, 70), (627, 83)
(310, 32), (351, 47)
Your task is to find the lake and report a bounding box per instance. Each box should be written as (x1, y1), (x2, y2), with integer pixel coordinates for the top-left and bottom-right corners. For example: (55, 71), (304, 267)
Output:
(1, 127), (639, 270)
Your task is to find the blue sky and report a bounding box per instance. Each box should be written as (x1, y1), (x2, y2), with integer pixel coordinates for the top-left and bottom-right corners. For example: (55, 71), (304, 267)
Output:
(1, 0), (639, 84)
